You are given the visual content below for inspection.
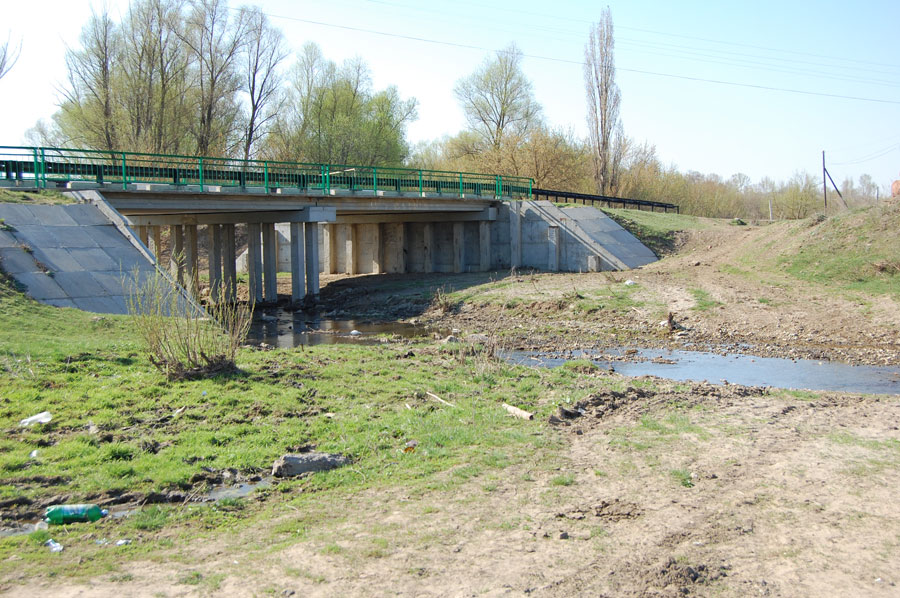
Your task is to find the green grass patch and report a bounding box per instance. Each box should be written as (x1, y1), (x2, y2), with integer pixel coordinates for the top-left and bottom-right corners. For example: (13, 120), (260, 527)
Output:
(689, 288), (722, 311)
(599, 208), (712, 256)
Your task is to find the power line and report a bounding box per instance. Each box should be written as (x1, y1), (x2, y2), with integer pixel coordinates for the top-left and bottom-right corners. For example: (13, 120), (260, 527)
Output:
(256, 10), (900, 106)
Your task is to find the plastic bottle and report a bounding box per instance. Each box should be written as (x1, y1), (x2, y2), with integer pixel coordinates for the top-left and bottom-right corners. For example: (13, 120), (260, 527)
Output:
(44, 504), (108, 524)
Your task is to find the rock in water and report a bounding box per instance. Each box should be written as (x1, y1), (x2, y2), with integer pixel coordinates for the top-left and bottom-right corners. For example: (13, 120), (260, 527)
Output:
(272, 452), (351, 478)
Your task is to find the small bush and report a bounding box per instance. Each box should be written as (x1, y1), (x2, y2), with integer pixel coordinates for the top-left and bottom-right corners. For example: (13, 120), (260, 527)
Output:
(127, 262), (253, 380)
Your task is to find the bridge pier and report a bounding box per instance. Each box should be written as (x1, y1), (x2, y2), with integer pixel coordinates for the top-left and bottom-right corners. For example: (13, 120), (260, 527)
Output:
(262, 222), (278, 303)
(184, 224), (199, 297)
(208, 224), (222, 301)
(222, 224), (237, 302)
(247, 222), (263, 304)
(170, 224), (184, 286)
(304, 222), (319, 298)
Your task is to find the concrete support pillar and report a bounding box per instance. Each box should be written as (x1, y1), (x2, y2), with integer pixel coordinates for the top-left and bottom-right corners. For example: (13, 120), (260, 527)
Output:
(400, 223), (408, 274)
(305, 222), (320, 297)
(151, 226), (162, 259)
(136, 225), (149, 247)
(290, 222), (306, 304)
(222, 224), (236, 302)
(479, 221), (491, 272)
(452, 222), (465, 273)
(423, 222), (434, 274)
(325, 224), (338, 274)
(170, 225), (184, 286)
(184, 224), (199, 296)
(548, 225), (560, 272)
(345, 224), (357, 275)
(372, 223), (382, 274)
(509, 202), (521, 269)
(247, 222), (263, 304)
(208, 225), (223, 301)
(262, 222), (278, 303)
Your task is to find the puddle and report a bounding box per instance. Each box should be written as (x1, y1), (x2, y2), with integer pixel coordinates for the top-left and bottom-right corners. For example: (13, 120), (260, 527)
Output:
(506, 348), (900, 395)
(248, 309), (446, 347)
(206, 478), (272, 501)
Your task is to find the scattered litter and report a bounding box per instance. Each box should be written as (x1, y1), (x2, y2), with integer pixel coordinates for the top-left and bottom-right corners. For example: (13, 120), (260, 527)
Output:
(349, 330), (362, 336)
(201, 390), (208, 397)
(45, 504), (108, 524)
(19, 411), (52, 427)
(502, 403), (534, 420)
(426, 391), (455, 408)
(29, 450), (39, 459)
(403, 440), (418, 454)
(44, 539), (63, 553)
(624, 280), (636, 286)
(95, 538), (109, 546)
(115, 539), (132, 546)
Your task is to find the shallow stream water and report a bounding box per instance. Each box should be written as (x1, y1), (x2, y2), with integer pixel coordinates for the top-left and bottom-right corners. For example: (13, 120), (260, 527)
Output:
(506, 348), (900, 395)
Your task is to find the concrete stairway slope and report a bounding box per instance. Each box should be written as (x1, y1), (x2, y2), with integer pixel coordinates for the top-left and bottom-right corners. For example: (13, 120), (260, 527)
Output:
(518, 201), (657, 271)
(0, 202), (160, 314)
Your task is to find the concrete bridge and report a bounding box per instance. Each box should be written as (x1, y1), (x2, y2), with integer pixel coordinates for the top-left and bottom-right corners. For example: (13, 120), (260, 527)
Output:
(1, 146), (655, 310)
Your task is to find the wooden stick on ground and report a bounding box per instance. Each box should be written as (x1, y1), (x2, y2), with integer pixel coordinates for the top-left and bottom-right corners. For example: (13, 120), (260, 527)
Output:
(426, 391), (456, 408)
(502, 403), (534, 420)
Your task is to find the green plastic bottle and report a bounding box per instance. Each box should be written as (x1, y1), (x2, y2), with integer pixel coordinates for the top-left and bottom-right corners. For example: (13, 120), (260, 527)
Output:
(44, 504), (108, 524)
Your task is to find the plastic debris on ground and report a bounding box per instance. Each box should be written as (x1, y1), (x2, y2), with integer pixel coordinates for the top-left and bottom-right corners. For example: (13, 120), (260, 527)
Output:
(19, 412), (52, 427)
(44, 539), (63, 553)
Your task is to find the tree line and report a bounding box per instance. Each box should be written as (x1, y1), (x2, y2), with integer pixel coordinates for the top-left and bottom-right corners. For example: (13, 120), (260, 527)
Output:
(24, 1), (883, 218)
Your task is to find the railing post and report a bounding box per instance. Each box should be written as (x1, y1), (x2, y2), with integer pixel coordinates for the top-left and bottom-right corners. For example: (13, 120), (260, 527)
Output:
(40, 148), (47, 189)
(459, 173), (463, 198)
(264, 161), (269, 191)
(528, 178), (533, 200)
(198, 158), (204, 190)
(32, 148), (39, 190)
(495, 175), (500, 199)
(418, 170), (423, 196)
(373, 167), (378, 196)
(121, 153), (127, 190)
(325, 164), (330, 195)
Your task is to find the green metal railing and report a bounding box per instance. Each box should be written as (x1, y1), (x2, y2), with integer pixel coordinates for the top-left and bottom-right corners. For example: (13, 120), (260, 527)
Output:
(0, 146), (533, 200)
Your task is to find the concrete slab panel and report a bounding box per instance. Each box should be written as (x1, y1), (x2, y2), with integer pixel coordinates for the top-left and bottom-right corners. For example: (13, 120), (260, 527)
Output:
(0, 230), (17, 248)
(10, 225), (62, 248)
(0, 204), (40, 226)
(15, 272), (68, 300)
(64, 204), (111, 226)
(73, 296), (129, 315)
(91, 271), (131, 296)
(69, 248), (119, 271)
(27, 206), (79, 226)
(47, 226), (99, 248)
(30, 247), (84, 272)
(0, 247), (39, 274)
(53, 271), (109, 298)
(87, 225), (131, 248)
(106, 248), (151, 272)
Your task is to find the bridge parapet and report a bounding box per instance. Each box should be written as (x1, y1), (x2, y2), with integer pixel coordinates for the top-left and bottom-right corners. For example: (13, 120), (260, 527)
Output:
(1, 146), (532, 201)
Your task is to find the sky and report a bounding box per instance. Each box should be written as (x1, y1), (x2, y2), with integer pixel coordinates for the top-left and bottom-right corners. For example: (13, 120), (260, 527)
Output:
(1, 0), (899, 192)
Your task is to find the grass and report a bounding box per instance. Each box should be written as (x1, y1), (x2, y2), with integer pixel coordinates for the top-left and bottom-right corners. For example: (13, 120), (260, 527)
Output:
(0, 189), (73, 205)
(599, 208), (712, 256)
(689, 288), (722, 311)
(0, 273), (592, 580)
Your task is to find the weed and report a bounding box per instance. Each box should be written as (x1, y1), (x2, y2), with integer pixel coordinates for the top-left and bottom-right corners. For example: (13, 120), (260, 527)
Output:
(430, 286), (457, 313)
(130, 506), (169, 532)
(689, 288), (722, 311)
(550, 473), (576, 486)
(670, 469), (694, 488)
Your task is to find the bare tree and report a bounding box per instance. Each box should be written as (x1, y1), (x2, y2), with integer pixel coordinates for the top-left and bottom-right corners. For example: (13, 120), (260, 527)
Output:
(584, 8), (623, 195)
(181, 0), (246, 156)
(60, 9), (121, 150)
(454, 43), (541, 152)
(239, 6), (287, 161)
(0, 33), (21, 80)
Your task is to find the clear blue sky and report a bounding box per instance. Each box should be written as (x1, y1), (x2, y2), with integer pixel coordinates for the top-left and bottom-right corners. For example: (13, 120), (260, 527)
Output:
(2, 0), (898, 191)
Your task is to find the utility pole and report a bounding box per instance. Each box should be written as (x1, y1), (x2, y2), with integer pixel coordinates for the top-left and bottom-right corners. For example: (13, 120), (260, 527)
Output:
(822, 150), (827, 210)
